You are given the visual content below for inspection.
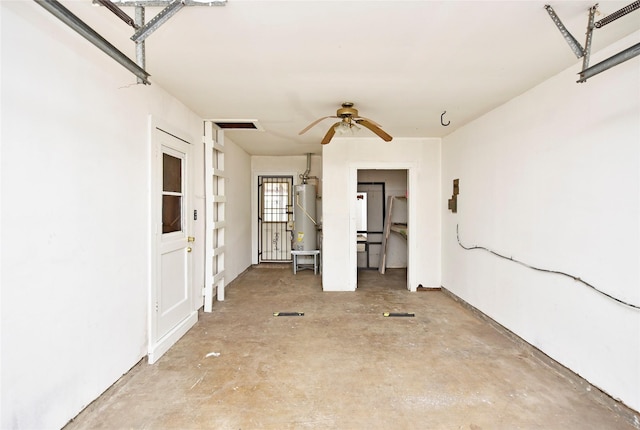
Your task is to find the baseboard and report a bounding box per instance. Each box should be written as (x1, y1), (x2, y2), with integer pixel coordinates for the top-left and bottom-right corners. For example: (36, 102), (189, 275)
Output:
(440, 286), (640, 428)
(148, 311), (198, 364)
(63, 358), (147, 428)
(416, 285), (441, 292)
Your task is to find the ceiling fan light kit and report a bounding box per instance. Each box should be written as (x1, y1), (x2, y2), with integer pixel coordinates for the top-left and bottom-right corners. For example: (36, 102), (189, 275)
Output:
(299, 102), (393, 145)
(334, 120), (361, 135)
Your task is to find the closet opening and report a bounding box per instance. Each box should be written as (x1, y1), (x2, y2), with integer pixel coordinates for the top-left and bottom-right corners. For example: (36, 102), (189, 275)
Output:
(356, 169), (408, 288)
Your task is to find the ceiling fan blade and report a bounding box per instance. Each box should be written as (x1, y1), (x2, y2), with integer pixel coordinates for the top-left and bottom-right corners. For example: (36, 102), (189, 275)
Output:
(355, 116), (382, 128)
(321, 122), (340, 144)
(356, 119), (393, 142)
(298, 116), (337, 135)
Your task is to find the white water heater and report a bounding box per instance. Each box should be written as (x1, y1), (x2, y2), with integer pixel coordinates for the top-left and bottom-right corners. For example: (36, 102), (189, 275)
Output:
(293, 184), (317, 251)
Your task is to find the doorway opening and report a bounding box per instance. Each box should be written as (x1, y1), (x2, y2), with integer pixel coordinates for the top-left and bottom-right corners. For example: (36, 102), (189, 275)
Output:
(356, 169), (408, 288)
(258, 175), (294, 263)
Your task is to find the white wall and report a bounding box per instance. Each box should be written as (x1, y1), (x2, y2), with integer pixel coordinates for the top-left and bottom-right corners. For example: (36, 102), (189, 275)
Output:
(223, 135), (253, 282)
(322, 138), (441, 291)
(251, 155), (322, 264)
(1, 2), (202, 428)
(442, 31), (640, 411)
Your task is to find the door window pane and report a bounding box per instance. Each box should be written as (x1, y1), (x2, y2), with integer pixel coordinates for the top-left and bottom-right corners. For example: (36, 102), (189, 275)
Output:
(163, 153), (182, 193)
(162, 195), (182, 233)
(163, 153), (183, 233)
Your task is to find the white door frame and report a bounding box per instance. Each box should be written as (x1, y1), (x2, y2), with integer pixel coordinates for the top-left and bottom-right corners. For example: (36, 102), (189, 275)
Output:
(148, 116), (198, 364)
(349, 163), (416, 291)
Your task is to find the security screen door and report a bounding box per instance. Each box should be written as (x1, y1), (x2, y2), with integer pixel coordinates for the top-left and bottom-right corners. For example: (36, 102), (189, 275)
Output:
(258, 176), (293, 262)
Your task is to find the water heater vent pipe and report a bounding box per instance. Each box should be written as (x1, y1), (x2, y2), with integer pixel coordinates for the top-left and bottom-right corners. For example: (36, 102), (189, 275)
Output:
(300, 153), (318, 184)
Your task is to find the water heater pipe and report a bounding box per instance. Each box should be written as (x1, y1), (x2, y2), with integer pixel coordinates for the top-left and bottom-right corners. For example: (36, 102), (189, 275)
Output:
(300, 153), (318, 184)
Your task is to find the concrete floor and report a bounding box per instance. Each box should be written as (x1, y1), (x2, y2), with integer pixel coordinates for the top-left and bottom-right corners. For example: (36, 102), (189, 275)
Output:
(66, 266), (638, 429)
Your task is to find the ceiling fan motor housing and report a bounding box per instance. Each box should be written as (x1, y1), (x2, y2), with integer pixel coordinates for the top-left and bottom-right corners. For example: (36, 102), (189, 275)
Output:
(337, 104), (358, 118)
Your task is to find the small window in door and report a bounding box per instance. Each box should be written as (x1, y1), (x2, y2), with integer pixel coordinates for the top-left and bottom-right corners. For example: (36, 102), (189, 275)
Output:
(263, 181), (289, 222)
(163, 153), (183, 233)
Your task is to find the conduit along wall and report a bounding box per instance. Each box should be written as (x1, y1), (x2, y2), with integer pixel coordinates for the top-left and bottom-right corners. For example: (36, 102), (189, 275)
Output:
(292, 154), (319, 267)
(441, 30), (640, 412)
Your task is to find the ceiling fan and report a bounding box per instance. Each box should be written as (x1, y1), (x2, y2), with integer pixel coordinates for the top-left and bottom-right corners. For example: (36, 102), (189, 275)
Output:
(298, 102), (393, 145)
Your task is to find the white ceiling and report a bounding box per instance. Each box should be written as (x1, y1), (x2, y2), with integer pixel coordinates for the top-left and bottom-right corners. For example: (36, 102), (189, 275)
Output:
(74, 0), (639, 155)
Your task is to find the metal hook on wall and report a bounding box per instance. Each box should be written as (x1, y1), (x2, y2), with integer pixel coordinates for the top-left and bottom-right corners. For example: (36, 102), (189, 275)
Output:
(441, 111), (450, 126)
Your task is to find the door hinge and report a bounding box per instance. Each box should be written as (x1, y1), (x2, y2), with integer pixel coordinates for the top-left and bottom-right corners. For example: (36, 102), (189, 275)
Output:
(155, 302), (159, 312)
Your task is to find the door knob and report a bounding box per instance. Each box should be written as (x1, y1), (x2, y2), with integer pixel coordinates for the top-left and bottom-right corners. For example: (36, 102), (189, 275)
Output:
(187, 247), (192, 253)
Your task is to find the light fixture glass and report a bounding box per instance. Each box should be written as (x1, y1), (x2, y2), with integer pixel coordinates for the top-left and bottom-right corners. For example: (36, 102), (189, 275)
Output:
(334, 120), (360, 135)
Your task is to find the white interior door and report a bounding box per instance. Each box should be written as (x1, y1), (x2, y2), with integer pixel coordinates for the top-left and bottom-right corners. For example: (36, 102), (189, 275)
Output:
(149, 125), (197, 363)
(158, 144), (191, 335)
